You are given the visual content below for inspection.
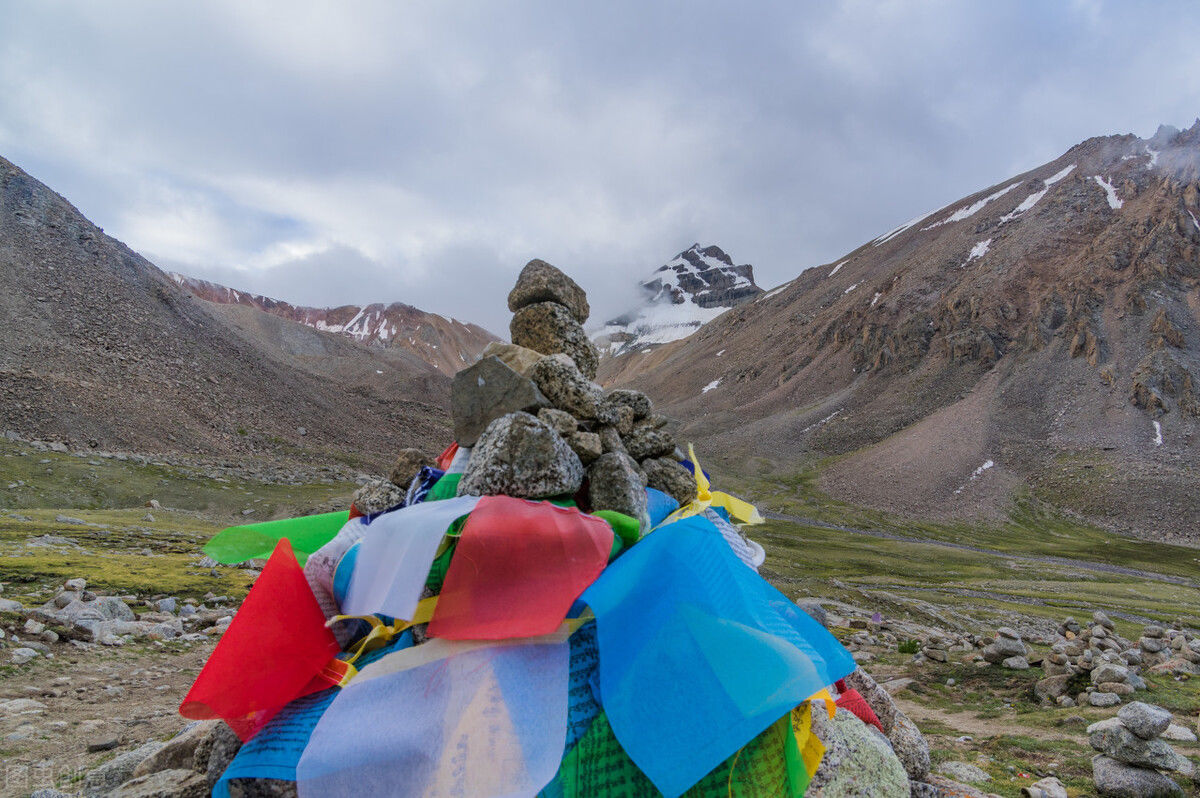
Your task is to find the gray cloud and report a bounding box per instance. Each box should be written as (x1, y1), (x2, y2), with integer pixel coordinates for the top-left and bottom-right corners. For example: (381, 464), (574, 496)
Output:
(1, 1), (1198, 331)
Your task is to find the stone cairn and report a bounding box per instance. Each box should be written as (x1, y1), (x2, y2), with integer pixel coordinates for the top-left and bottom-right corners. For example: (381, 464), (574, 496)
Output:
(417, 259), (699, 519)
(349, 261), (697, 525)
(1089, 701), (1195, 796)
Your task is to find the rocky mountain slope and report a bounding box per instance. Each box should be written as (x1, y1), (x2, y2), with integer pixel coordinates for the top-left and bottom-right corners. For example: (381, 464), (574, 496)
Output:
(170, 274), (496, 375)
(0, 155), (452, 465)
(592, 244), (763, 356)
(604, 124), (1200, 544)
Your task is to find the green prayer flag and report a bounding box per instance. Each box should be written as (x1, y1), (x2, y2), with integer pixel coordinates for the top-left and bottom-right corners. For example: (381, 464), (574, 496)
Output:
(203, 511), (350, 566)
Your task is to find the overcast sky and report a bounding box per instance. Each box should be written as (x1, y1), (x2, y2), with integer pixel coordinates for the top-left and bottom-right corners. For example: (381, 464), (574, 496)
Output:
(2, 1), (1198, 332)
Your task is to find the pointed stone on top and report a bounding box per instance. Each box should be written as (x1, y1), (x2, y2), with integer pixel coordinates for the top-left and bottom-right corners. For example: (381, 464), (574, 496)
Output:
(508, 259), (590, 324)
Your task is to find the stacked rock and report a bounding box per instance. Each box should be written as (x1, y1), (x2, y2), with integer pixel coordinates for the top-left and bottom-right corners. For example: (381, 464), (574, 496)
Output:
(450, 260), (697, 522)
(921, 635), (950, 663)
(981, 626), (1030, 669)
(1035, 612), (1150, 707)
(1090, 702), (1195, 796)
(351, 448), (435, 514)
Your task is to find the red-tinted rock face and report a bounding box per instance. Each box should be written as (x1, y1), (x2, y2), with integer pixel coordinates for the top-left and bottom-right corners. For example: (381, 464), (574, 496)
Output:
(169, 275), (497, 375)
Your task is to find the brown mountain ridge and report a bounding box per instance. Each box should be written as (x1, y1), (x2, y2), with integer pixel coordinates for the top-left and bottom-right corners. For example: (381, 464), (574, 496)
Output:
(604, 123), (1200, 544)
(0, 155), (452, 466)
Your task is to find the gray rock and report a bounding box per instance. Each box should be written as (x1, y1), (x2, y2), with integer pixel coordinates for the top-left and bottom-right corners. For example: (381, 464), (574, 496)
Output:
(1093, 663), (1131, 685)
(623, 426), (675, 461)
(1091, 692), (1123, 707)
(1113, 705), (1171, 739)
(1035, 675), (1073, 702)
(387, 448), (434, 488)
(566, 431), (602, 466)
(83, 740), (164, 797)
(507, 259), (590, 323)
(530, 354), (602, 420)
(134, 720), (218, 777)
(1094, 610), (1116, 631)
(597, 403), (636, 436)
(587, 452), (647, 520)
(197, 721), (243, 788)
(936, 761), (991, 783)
(537, 408), (578, 436)
(156, 597), (178, 614)
(981, 634), (1026, 663)
(996, 626), (1021, 640)
(451, 357), (548, 447)
(808, 708), (910, 797)
(227, 779), (299, 797)
(601, 388), (652, 421)
(110, 768), (208, 798)
(30, 790), (71, 798)
(11, 647), (39, 665)
(641, 457), (696, 507)
(1089, 717), (1189, 771)
(478, 341), (543, 377)
(1025, 776), (1068, 798)
(1141, 637), (1166, 653)
(843, 668), (930, 781)
(796, 600), (828, 628)
(510, 301), (599, 378)
(88, 736), (122, 752)
(351, 478), (406, 515)
(597, 426), (627, 455)
(1002, 655), (1030, 670)
(1092, 754), (1183, 797)
(0, 597), (23, 612)
(457, 412), (583, 499)
(1161, 724), (1197, 742)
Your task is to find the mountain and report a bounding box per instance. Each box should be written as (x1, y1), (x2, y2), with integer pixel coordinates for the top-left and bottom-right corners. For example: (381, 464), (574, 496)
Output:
(592, 244), (763, 356)
(604, 123), (1200, 544)
(0, 155), (452, 465)
(169, 274), (497, 375)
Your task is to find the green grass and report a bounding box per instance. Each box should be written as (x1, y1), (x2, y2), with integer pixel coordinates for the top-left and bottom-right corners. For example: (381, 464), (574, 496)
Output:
(0, 440), (360, 604)
(0, 439), (354, 521)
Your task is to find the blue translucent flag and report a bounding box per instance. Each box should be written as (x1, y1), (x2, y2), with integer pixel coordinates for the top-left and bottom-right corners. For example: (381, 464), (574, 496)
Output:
(581, 515), (855, 797)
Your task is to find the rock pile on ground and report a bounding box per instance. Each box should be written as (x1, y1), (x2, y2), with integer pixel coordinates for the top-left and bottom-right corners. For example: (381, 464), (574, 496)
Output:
(1090, 701), (1194, 796)
(981, 626), (1030, 669)
(1035, 612), (1153, 707)
(2, 578), (235, 666)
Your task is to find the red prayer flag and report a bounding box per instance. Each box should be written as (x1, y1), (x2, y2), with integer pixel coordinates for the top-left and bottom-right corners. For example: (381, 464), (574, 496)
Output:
(835, 679), (884, 733)
(428, 497), (613, 640)
(436, 442), (459, 471)
(180, 539), (345, 740)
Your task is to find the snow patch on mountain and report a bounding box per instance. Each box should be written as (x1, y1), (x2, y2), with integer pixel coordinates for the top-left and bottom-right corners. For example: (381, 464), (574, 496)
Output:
(593, 244), (762, 356)
(922, 182), (1020, 230)
(1092, 175), (1124, 209)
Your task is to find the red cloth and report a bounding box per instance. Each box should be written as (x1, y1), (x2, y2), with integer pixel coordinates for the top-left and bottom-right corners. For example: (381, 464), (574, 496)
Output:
(428, 497), (613, 640)
(180, 539), (344, 740)
(348, 503), (364, 521)
(436, 442), (459, 471)
(835, 679), (884, 733)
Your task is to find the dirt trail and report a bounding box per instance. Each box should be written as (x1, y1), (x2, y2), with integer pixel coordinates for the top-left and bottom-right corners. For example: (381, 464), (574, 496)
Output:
(763, 511), (1200, 588)
(893, 697), (1088, 744)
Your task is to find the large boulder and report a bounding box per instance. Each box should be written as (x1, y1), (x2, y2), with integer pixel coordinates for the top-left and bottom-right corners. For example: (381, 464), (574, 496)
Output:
(507, 259), (590, 324)
(843, 668), (931, 780)
(457, 412), (584, 499)
(387, 448), (434, 488)
(83, 741), (165, 797)
(981, 634), (1026, 664)
(1088, 718), (1189, 772)
(451, 357), (549, 446)
(510, 301), (600, 379)
(587, 452), (647, 520)
(1113, 700), (1171, 739)
(133, 721), (217, 777)
(530, 354), (602, 420)
(601, 388), (652, 421)
(478, 341), (543, 377)
(351, 478), (406, 515)
(110, 769), (208, 798)
(1092, 755), (1183, 797)
(642, 457), (696, 507)
(623, 426), (675, 461)
(808, 708), (910, 797)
